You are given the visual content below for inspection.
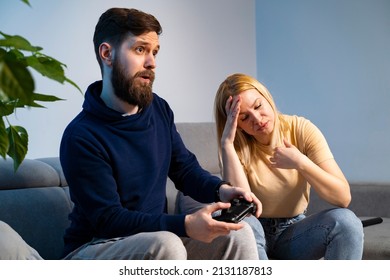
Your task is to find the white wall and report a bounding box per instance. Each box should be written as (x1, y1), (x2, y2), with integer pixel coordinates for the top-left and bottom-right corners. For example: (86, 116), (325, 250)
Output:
(1, 0), (256, 158)
(256, 0), (390, 183)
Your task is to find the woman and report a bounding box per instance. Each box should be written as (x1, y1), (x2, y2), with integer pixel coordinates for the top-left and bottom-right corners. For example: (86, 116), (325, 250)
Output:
(214, 73), (363, 259)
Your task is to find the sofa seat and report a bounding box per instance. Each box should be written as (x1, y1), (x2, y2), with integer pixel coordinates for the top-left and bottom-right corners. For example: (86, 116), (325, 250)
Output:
(361, 217), (390, 260)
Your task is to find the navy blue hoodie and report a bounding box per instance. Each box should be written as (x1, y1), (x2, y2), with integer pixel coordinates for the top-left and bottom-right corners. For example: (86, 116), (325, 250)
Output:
(60, 81), (221, 257)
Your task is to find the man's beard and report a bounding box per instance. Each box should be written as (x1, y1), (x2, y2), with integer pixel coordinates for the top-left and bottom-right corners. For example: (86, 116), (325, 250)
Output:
(111, 61), (155, 110)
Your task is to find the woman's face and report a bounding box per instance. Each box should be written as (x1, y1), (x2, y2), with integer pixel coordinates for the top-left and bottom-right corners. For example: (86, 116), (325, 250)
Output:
(237, 89), (275, 145)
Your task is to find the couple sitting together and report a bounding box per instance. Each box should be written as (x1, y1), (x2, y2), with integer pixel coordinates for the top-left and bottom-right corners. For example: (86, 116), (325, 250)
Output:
(0, 7), (363, 260)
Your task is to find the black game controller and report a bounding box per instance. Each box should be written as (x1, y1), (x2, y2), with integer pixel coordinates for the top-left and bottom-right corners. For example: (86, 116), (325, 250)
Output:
(361, 217), (383, 227)
(213, 198), (256, 223)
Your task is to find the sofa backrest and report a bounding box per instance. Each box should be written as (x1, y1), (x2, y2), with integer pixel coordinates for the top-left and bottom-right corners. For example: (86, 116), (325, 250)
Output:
(175, 122), (220, 175)
(0, 157), (71, 260)
(166, 123), (221, 214)
(307, 183), (390, 218)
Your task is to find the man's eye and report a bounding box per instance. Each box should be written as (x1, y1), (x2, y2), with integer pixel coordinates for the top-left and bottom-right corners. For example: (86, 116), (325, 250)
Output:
(136, 46), (145, 53)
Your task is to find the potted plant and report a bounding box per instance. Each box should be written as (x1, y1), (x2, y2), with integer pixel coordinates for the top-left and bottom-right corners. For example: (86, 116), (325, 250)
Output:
(0, 0), (81, 171)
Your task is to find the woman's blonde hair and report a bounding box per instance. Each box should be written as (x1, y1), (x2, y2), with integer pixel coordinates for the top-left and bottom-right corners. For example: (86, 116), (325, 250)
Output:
(214, 73), (281, 177)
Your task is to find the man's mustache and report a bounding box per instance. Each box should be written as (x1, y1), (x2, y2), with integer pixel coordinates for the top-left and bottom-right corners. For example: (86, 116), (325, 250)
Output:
(135, 70), (155, 83)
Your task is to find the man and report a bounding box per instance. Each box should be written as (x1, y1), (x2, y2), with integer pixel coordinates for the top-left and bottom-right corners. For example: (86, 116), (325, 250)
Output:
(60, 7), (261, 260)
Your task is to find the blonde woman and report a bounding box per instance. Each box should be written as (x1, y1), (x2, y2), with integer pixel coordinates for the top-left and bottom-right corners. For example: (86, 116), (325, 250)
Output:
(214, 73), (363, 259)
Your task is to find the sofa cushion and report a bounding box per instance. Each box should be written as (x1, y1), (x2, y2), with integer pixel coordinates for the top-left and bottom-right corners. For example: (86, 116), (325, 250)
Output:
(176, 191), (207, 215)
(166, 178), (178, 214)
(0, 158), (60, 190)
(307, 183), (390, 218)
(36, 157), (68, 187)
(0, 186), (72, 259)
(347, 184), (390, 217)
(361, 217), (390, 260)
(176, 122), (220, 174)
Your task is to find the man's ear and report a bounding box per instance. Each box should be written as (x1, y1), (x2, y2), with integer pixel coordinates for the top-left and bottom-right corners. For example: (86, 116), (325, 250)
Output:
(99, 42), (113, 66)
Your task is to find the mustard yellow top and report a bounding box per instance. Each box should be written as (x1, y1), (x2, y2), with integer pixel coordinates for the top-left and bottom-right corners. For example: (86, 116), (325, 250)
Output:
(248, 114), (333, 218)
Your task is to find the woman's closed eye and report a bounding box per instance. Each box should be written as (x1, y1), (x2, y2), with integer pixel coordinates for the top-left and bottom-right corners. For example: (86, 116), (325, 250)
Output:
(254, 102), (262, 110)
(240, 114), (249, 122)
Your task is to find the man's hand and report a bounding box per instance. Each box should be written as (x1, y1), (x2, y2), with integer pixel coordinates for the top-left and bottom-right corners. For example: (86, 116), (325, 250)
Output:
(184, 202), (244, 243)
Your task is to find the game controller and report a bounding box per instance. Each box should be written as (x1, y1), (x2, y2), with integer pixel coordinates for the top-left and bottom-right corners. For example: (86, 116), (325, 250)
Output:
(361, 217), (383, 227)
(213, 198), (256, 223)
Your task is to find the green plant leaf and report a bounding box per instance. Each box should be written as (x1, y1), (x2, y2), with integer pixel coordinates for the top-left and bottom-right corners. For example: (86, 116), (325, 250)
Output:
(23, 92), (64, 108)
(0, 100), (17, 117)
(25, 55), (66, 83)
(33, 92), (64, 102)
(65, 77), (83, 94)
(6, 125), (28, 171)
(0, 0), (82, 170)
(0, 92), (63, 111)
(0, 51), (35, 104)
(0, 32), (42, 52)
(0, 118), (9, 158)
(25, 55), (82, 93)
(21, 0), (31, 6)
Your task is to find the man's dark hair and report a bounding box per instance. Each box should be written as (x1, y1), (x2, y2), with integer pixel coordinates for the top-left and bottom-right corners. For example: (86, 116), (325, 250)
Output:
(93, 8), (162, 70)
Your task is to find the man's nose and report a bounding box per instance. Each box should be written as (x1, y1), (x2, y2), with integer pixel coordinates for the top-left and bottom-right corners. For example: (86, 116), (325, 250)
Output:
(145, 53), (156, 69)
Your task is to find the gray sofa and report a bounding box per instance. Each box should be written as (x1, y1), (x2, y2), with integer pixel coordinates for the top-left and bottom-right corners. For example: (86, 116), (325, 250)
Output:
(0, 122), (389, 259)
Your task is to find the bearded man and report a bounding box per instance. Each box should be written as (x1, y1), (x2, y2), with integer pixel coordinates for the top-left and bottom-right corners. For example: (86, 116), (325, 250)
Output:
(59, 7), (261, 260)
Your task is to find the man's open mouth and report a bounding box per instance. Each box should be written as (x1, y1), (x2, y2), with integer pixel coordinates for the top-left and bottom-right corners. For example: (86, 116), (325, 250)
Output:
(136, 71), (155, 83)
